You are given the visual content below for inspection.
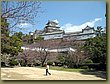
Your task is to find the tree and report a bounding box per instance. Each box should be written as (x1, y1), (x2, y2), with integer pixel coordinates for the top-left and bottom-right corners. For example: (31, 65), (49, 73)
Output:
(1, 18), (23, 66)
(20, 39), (61, 66)
(95, 26), (103, 36)
(16, 50), (32, 66)
(67, 46), (89, 68)
(84, 33), (107, 64)
(35, 41), (50, 66)
(18, 43), (49, 67)
(19, 39), (88, 67)
(10, 34), (23, 55)
(1, 1), (42, 31)
(1, 1), (42, 66)
(55, 39), (89, 68)
(57, 53), (66, 64)
(1, 35), (23, 67)
(1, 18), (10, 54)
(58, 42), (89, 68)
(1, 33), (23, 56)
(1, 17), (9, 36)
(13, 32), (24, 39)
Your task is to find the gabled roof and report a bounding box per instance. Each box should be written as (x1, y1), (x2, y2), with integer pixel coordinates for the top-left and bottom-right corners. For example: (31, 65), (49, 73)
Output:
(46, 20), (58, 25)
(83, 25), (94, 30)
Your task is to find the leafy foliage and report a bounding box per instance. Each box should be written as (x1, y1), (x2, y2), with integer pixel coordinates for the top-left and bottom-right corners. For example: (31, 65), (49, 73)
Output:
(1, 17), (23, 67)
(9, 58), (18, 66)
(1, 34), (23, 56)
(95, 26), (104, 36)
(84, 33), (106, 64)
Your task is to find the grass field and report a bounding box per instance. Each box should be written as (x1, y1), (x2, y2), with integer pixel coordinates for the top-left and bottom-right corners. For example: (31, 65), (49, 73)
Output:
(49, 66), (85, 72)
(1, 67), (107, 80)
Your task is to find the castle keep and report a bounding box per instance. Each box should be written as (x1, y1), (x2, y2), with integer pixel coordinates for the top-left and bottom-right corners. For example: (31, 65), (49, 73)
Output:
(32, 20), (96, 40)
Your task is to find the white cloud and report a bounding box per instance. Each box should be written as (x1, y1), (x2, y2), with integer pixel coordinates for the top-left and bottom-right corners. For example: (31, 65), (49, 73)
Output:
(52, 19), (59, 24)
(60, 18), (102, 33)
(16, 22), (33, 31)
(19, 23), (31, 27)
(20, 23), (29, 26)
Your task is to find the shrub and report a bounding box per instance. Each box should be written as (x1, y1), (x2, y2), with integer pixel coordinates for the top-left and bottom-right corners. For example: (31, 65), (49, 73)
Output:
(54, 62), (64, 67)
(9, 59), (18, 66)
(35, 63), (41, 66)
(47, 61), (53, 65)
(80, 66), (89, 69)
(27, 64), (31, 67)
(19, 60), (27, 66)
(84, 59), (93, 63)
(1, 62), (6, 67)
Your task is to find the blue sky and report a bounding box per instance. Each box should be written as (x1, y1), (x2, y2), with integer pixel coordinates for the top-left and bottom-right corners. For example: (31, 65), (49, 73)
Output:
(17, 1), (106, 34)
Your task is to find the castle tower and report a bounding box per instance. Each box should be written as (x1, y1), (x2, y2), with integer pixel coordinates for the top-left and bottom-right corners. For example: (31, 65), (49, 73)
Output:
(44, 20), (61, 33)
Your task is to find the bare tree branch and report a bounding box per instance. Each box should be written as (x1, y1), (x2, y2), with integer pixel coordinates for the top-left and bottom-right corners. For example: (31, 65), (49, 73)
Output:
(1, 1), (42, 30)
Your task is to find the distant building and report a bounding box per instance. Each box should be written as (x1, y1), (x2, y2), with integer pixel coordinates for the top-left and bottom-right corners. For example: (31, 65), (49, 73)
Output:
(33, 20), (96, 40)
(33, 20), (64, 40)
(64, 25), (96, 40)
(33, 29), (43, 39)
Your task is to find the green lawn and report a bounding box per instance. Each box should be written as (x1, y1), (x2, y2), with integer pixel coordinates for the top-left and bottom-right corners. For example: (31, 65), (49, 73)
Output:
(49, 66), (86, 72)
(37, 66), (106, 74)
(36, 66), (86, 72)
(48, 66), (106, 79)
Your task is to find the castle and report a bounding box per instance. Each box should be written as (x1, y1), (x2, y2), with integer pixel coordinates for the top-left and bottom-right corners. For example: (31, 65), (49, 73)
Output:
(30, 20), (96, 41)
(22, 20), (98, 53)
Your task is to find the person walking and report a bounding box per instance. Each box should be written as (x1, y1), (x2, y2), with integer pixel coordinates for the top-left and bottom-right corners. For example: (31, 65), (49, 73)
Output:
(45, 64), (51, 76)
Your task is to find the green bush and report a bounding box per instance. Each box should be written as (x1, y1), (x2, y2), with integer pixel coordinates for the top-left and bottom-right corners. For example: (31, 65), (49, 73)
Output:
(9, 59), (18, 66)
(47, 61), (53, 65)
(34, 63), (40, 66)
(80, 66), (89, 69)
(27, 64), (31, 67)
(19, 60), (27, 66)
(84, 59), (93, 63)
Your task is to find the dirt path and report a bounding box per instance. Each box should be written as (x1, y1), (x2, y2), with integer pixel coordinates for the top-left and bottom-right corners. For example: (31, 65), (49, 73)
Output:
(1, 67), (106, 80)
